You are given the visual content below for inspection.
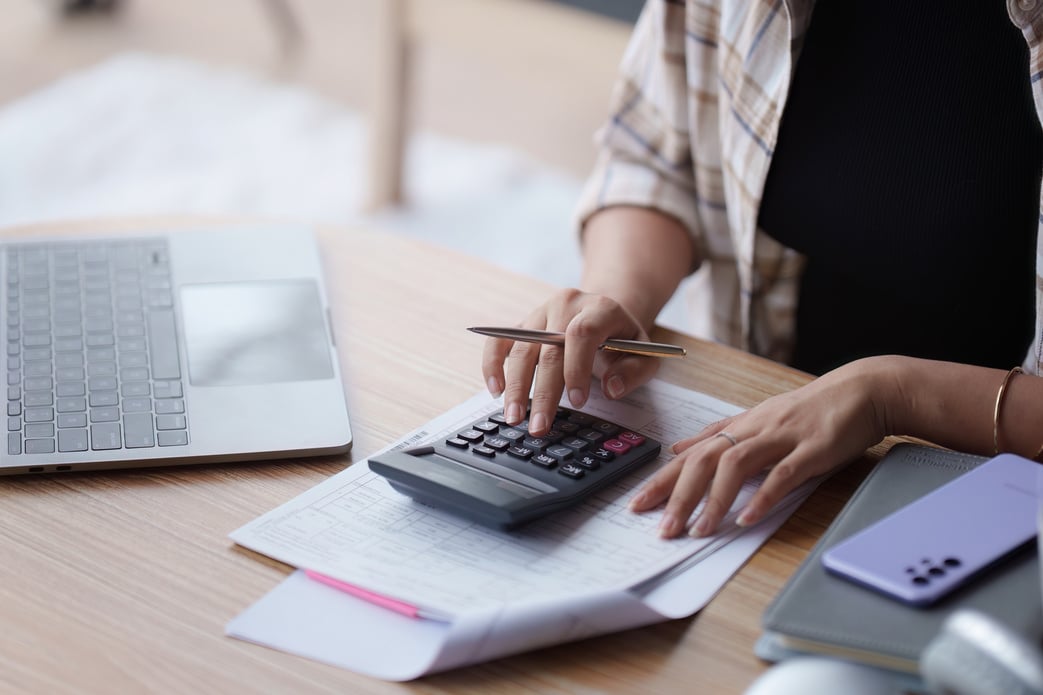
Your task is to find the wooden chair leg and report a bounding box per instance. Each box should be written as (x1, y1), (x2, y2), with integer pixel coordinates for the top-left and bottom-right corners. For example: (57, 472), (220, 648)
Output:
(365, 0), (409, 211)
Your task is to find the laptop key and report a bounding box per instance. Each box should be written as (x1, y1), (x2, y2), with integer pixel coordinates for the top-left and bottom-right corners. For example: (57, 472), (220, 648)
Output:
(121, 382), (150, 397)
(25, 423), (54, 438)
(56, 382), (85, 397)
(58, 413), (87, 428)
(153, 381), (182, 399)
(57, 397), (86, 413)
(122, 413), (155, 448)
(90, 423), (121, 450)
(25, 438), (55, 454)
(58, 429), (89, 452)
(146, 309), (181, 380)
(89, 407), (119, 423)
(122, 398), (151, 413)
(154, 399), (184, 415)
(156, 414), (186, 431)
(88, 391), (118, 407)
(24, 407), (53, 423)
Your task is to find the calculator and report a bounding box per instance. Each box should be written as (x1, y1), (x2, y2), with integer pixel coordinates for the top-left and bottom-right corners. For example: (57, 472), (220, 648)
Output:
(369, 404), (662, 529)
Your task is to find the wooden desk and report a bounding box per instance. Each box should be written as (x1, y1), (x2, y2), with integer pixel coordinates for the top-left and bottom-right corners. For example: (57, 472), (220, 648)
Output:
(0, 220), (880, 694)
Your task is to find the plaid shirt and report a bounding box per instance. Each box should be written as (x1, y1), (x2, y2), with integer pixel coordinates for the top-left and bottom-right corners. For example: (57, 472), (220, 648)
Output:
(576, 0), (1043, 374)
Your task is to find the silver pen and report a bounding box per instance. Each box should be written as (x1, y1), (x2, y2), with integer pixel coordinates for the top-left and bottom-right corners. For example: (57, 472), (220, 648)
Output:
(468, 326), (687, 358)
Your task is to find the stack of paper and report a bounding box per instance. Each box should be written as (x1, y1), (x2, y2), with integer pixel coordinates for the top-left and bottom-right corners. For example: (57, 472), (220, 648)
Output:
(226, 380), (816, 680)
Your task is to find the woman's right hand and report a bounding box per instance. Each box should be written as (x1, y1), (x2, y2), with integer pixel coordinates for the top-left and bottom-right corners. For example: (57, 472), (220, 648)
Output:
(481, 287), (661, 436)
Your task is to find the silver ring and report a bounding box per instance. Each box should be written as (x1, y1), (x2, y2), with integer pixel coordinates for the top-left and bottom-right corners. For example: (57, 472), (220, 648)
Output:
(715, 431), (739, 447)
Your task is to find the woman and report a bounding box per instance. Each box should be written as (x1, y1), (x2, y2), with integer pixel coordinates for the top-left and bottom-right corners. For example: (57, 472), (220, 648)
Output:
(481, 0), (1043, 538)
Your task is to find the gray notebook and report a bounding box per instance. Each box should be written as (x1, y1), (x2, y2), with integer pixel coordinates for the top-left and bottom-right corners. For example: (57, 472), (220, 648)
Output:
(758, 443), (1043, 673)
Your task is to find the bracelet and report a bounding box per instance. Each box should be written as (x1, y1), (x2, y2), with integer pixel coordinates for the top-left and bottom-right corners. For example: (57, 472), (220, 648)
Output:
(993, 366), (1023, 455)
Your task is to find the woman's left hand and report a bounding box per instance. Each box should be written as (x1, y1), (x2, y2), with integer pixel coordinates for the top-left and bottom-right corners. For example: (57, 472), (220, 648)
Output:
(629, 356), (901, 538)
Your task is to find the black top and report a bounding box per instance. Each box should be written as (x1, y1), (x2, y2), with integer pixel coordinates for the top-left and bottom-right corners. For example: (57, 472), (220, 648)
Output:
(757, 0), (1042, 375)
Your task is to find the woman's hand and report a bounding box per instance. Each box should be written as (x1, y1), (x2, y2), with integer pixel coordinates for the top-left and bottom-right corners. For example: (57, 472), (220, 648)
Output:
(481, 288), (661, 435)
(630, 356), (903, 538)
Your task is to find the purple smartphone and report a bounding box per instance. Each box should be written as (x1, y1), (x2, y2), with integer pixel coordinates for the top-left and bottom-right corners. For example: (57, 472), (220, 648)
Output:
(822, 453), (1041, 606)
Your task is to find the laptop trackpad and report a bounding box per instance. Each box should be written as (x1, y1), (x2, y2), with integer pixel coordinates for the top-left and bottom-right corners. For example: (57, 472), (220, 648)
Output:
(180, 281), (333, 386)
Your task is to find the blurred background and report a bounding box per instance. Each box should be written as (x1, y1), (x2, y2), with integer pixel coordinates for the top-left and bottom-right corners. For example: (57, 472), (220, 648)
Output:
(0, 0), (690, 328)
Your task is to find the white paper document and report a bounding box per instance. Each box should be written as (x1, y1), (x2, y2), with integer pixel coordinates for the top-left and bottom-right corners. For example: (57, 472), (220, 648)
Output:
(227, 379), (815, 679)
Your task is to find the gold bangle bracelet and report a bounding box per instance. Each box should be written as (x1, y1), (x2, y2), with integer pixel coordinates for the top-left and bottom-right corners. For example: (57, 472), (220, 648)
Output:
(993, 366), (1023, 455)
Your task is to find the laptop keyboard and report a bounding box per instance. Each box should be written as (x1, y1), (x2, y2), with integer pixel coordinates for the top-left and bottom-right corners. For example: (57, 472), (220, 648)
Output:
(4, 239), (189, 455)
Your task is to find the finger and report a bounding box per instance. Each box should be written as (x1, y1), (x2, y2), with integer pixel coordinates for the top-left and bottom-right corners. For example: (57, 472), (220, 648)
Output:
(672, 417), (735, 454)
(628, 427), (736, 513)
(528, 343), (566, 435)
(658, 440), (729, 538)
(502, 340), (542, 425)
(689, 439), (769, 537)
(560, 296), (639, 407)
(736, 445), (825, 528)
(629, 455), (686, 512)
(481, 337), (514, 397)
(596, 354), (660, 401)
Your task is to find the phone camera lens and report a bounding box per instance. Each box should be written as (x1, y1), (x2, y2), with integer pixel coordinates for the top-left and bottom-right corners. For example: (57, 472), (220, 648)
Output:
(928, 566), (946, 577)
(943, 557), (961, 567)
(912, 576), (930, 585)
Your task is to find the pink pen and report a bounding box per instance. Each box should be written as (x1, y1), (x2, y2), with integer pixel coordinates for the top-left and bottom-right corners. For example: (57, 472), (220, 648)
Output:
(304, 570), (453, 623)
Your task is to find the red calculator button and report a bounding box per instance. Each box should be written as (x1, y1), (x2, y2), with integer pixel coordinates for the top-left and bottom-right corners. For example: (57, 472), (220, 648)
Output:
(603, 439), (631, 454)
(618, 431), (645, 446)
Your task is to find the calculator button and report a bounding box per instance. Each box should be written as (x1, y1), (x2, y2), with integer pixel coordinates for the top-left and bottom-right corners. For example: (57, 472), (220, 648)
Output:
(472, 445), (496, 458)
(591, 447), (616, 462)
(484, 436), (511, 451)
(446, 437), (469, 449)
(561, 437), (589, 452)
(531, 453), (557, 468)
(473, 421), (499, 433)
(576, 454), (600, 470)
(558, 464), (585, 479)
(603, 439), (631, 454)
(522, 436), (552, 451)
(543, 429), (565, 443)
(507, 446), (534, 460)
(489, 412), (508, 425)
(578, 429), (604, 444)
(499, 428), (526, 443)
(592, 421), (620, 437)
(457, 429), (484, 443)
(556, 421), (580, 434)
(545, 444), (574, 462)
(618, 431), (646, 446)
(567, 412), (594, 426)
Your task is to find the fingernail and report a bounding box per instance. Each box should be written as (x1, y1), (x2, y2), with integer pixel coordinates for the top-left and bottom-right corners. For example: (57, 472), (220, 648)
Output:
(505, 403), (523, 424)
(628, 492), (646, 511)
(606, 375), (625, 399)
(568, 388), (586, 408)
(487, 376), (503, 397)
(691, 515), (713, 538)
(530, 412), (547, 434)
(736, 507), (757, 527)
(658, 512), (680, 538)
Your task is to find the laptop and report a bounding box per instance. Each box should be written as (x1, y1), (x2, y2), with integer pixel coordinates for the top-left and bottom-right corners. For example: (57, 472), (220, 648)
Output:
(0, 225), (352, 475)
